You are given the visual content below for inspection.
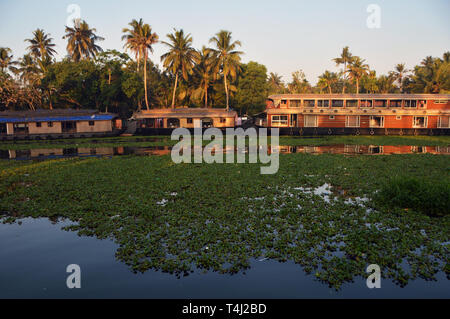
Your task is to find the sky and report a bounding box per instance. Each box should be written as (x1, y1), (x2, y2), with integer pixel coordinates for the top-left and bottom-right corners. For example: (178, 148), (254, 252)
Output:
(0, 0), (449, 85)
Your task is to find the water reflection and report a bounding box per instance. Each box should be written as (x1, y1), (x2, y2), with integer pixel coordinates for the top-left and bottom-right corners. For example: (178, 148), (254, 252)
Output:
(1, 144), (449, 160)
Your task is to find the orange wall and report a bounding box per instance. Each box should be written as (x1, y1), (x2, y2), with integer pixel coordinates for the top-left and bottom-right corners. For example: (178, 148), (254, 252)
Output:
(318, 115), (345, 127)
(427, 100), (449, 110)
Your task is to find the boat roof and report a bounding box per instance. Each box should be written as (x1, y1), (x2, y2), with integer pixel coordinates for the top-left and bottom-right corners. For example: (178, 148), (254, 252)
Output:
(0, 109), (117, 123)
(268, 94), (450, 100)
(133, 107), (237, 119)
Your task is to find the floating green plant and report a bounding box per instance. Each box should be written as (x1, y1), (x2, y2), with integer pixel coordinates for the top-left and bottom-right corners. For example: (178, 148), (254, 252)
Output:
(0, 153), (448, 289)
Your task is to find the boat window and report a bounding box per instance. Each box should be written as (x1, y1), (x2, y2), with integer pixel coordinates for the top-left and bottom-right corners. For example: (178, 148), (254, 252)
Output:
(404, 100), (417, 108)
(418, 100), (427, 108)
(290, 100), (301, 108)
(346, 116), (360, 127)
(438, 116), (450, 128)
(389, 100), (402, 107)
(369, 116), (384, 128)
(331, 100), (344, 107)
(360, 100), (372, 108)
(413, 116), (427, 128)
(304, 100), (315, 107)
(272, 115), (288, 126)
(374, 100), (387, 107)
(304, 115), (318, 127)
(317, 100), (330, 107)
(346, 100), (358, 107)
(13, 123), (29, 134)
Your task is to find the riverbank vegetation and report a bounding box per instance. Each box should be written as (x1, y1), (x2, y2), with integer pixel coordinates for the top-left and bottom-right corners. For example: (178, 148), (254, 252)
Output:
(1, 20), (449, 117)
(1, 153), (448, 289)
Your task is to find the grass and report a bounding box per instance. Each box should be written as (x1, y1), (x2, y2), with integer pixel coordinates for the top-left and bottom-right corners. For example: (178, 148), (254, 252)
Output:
(1, 152), (449, 290)
(0, 135), (449, 151)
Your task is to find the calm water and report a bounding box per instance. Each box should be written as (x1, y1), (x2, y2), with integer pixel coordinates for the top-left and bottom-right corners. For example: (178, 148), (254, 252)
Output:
(1, 144), (449, 160)
(0, 218), (448, 298)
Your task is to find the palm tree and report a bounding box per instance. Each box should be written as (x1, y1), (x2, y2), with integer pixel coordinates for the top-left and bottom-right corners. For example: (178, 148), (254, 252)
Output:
(122, 18), (145, 71)
(318, 71), (338, 94)
(63, 20), (104, 61)
(193, 46), (216, 108)
(17, 54), (39, 85)
(377, 74), (396, 93)
(333, 46), (353, 93)
(0, 47), (17, 73)
(346, 57), (369, 94)
(209, 30), (243, 110)
(364, 70), (379, 93)
(268, 72), (284, 93)
(25, 29), (57, 61)
(161, 29), (199, 108)
(122, 20), (158, 110)
(288, 70), (311, 93)
(443, 51), (450, 63)
(390, 63), (409, 93)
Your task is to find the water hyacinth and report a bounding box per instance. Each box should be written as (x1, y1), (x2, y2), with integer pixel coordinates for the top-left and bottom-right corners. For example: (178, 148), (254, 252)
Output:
(0, 151), (449, 290)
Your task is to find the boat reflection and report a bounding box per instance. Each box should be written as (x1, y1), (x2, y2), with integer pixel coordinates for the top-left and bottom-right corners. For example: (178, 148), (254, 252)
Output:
(1, 144), (449, 160)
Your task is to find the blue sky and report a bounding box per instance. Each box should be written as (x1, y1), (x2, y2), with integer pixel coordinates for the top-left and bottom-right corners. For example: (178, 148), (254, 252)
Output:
(1, 0), (449, 84)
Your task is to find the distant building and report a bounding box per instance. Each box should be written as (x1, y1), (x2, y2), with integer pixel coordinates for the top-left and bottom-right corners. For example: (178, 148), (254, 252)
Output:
(0, 109), (121, 140)
(132, 107), (237, 134)
(264, 94), (450, 135)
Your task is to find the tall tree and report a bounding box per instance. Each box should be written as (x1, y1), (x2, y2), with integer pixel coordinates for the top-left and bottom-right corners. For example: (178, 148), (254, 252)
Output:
(443, 51), (450, 63)
(318, 71), (338, 94)
(268, 72), (284, 94)
(25, 29), (57, 61)
(235, 61), (268, 115)
(17, 54), (39, 85)
(390, 63), (409, 93)
(122, 18), (145, 71)
(377, 74), (396, 93)
(333, 46), (353, 93)
(346, 57), (369, 94)
(161, 29), (199, 108)
(288, 70), (311, 93)
(63, 20), (104, 61)
(192, 46), (216, 108)
(209, 30), (243, 110)
(0, 47), (17, 73)
(409, 53), (450, 93)
(122, 20), (158, 110)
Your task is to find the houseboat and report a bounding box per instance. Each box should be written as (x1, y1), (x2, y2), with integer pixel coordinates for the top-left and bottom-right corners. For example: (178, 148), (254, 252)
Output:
(132, 107), (238, 135)
(264, 94), (450, 135)
(0, 109), (122, 140)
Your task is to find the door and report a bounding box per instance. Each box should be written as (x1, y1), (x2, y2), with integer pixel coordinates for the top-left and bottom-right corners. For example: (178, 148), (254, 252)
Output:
(290, 114), (298, 127)
(62, 121), (77, 133)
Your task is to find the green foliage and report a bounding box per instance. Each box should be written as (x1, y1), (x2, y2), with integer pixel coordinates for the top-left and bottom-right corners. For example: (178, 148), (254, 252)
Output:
(235, 61), (268, 115)
(408, 53), (450, 93)
(0, 152), (449, 289)
(375, 177), (450, 217)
